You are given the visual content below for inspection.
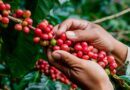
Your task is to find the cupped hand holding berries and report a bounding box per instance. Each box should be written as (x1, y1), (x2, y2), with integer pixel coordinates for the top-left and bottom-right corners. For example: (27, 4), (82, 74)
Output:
(47, 49), (113, 90)
(53, 18), (128, 65)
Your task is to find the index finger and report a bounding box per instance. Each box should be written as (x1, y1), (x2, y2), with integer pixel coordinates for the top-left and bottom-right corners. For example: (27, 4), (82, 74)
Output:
(54, 18), (89, 36)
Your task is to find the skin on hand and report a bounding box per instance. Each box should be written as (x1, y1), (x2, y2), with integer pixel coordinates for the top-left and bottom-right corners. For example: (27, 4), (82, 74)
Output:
(47, 49), (113, 90)
(53, 18), (128, 65)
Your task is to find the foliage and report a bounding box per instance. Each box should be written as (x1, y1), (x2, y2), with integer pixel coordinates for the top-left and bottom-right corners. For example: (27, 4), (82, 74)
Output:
(0, 0), (130, 90)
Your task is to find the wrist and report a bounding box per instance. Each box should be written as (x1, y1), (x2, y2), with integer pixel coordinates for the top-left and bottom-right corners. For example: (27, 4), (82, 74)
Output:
(111, 39), (128, 65)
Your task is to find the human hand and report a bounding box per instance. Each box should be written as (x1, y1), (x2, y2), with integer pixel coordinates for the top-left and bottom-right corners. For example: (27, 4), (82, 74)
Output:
(47, 49), (113, 90)
(53, 18), (128, 65)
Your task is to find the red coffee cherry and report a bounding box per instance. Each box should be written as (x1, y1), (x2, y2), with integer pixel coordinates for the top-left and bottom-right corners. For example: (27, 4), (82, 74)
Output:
(14, 24), (22, 31)
(25, 18), (33, 25)
(2, 17), (9, 24)
(34, 28), (42, 36)
(5, 3), (11, 10)
(0, 3), (5, 10)
(33, 37), (40, 43)
(61, 44), (70, 51)
(23, 26), (30, 34)
(16, 9), (24, 17)
(23, 10), (31, 18)
(57, 39), (63, 46)
(74, 44), (82, 51)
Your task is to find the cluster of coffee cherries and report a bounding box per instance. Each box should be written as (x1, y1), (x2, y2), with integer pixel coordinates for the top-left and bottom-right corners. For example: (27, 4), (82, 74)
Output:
(0, 0), (11, 27)
(36, 59), (77, 90)
(13, 9), (33, 34)
(33, 20), (54, 46)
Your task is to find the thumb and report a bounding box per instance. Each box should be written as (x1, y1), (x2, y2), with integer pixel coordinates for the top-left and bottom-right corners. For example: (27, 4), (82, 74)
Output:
(52, 50), (81, 67)
(65, 30), (93, 42)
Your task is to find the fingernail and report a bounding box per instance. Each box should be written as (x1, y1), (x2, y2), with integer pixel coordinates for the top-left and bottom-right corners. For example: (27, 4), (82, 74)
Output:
(52, 52), (61, 60)
(66, 31), (76, 39)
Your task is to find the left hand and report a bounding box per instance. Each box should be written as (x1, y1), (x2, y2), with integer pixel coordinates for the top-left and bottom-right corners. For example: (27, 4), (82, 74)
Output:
(47, 49), (113, 90)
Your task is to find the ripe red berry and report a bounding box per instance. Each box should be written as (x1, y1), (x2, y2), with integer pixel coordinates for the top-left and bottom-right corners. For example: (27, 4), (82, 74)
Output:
(72, 53), (77, 57)
(87, 45), (94, 51)
(53, 46), (60, 50)
(0, 3), (5, 10)
(88, 52), (94, 58)
(98, 61), (106, 68)
(5, 4), (11, 10)
(33, 37), (40, 43)
(2, 17), (9, 24)
(16, 9), (23, 17)
(111, 69), (116, 74)
(92, 48), (98, 53)
(44, 27), (51, 33)
(41, 34), (48, 40)
(43, 19), (48, 25)
(81, 42), (88, 47)
(61, 44), (70, 51)
(34, 28), (42, 36)
(57, 39), (63, 46)
(110, 63), (117, 70)
(92, 53), (98, 59)
(82, 47), (89, 54)
(38, 22), (47, 30)
(14, 24), (22, 31)
(102, 58), (108, 65)
(60, 33), (66, 41)
(65, 40), (72, 46)
(107, 55), (115, 63)
(99, 51), (106, 56)
(48, 33), (53, 40)
(23, 10), (31, 18)
(74, 44), (82, 51)
(82, 55), (89, 60)
(23, 26), (30, 34)
(0, 14), (2, 21)
(77, 51), (83, 58)
(22, 21), (28, 26)
(98, 53), (105, 61)
(48, 24), (53, 30)
(25, 18), (33, 25)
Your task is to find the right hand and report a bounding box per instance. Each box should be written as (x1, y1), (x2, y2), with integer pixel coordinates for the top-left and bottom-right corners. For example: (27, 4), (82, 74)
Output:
(53, 18), (128, 64)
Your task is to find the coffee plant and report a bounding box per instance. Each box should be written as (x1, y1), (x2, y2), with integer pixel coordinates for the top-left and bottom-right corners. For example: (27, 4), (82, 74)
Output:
(0, 0), (130, 90)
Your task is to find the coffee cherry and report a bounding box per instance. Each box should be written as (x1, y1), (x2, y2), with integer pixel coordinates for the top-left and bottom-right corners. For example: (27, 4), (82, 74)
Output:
(82, 47), (89, 54)
(53, 46), (60, 50)
(23, 26), (30, 34)
(16, 9), (23, 17)
(23, 10), (31, 18)
(60, 33), (66, 41)
(81, 42), (88, 47)
(5, 4), (11, 10)
(102, 58), (108, 65)
(61, 44), (70, 51)
(50, 39), (57, 46)
(77, 51), (83, 58)
(22, 21), (28, 26)
(65, 40), (72, 46)
(111, 69), (116, 74)
(82, 55), (89, 60)
(0, 3), (5, 10)
(34, 28), (42, 36)
(43, 19), (48, 25)
(74, 44), (82, 51)
(98, 53), (105, 61)
(87, 45), (94, 51)
(48, 24), (53, 30)
(98, 61), (105, 68)
(110, 63), (117, 70)
(48, 33), (53, 40)
(40, 40), (49, 46)
(92, 48), (98, 53)
(38, 22), (47, 30)
(107, 55), (115, 63)
(88, 52), (94, 58)
(57, 39), (63, 46)
(2, 17), (9, 24)
(2, 10), (9, 16)
(0, 14), (2, 21)
(14, 24), (22, 31)
(25, 18), (33, 25)
(41, 34), (48, 40)
(44, 27), (51, 33)
(33, 37), (40, 43)
(92, 53), (98, 59)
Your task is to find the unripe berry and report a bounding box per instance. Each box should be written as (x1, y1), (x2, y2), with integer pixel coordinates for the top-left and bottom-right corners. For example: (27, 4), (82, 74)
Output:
(74, 44), (82, 51)
(34, 28), (42, 36)
(0, 14), (2, 21)
(2, 10), (9, 16)
(23, 10), (31, 18)
(25, 18), (33, 25)
(16, 9), (23, 17)
(53, 46), (60, 50)
(41, 34), (48, 40)
(40, 40), (49, 46)
(33, 37), (40, 43)
(50, 39), (57, 46)
(5, 4), (11, 10)
(22, 21), (28, 26)
(23, 26), (30, 34)
(2, 17), (9, 24)
(57, 39), (63, 46)
(61, 44), (70, 51)
(14, 24), (22, 31)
